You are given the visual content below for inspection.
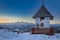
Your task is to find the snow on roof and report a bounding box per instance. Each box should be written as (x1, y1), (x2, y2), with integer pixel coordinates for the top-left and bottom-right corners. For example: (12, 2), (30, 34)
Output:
(33, 5), (53, 20)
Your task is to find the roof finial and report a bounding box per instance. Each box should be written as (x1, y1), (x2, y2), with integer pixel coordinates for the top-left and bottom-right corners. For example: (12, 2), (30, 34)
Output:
(42, 0), (44, 5)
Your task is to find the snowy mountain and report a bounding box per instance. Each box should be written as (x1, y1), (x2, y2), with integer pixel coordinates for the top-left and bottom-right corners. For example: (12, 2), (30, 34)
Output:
(0, 29), (60, 40)
(0, 22), (60, 40)
(51, 24), (60, 27)
(0, 22), (35, 32)
(0, 22), (60, 32)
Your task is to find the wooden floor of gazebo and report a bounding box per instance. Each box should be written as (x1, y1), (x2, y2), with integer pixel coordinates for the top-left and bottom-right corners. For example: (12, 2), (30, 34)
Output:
(31, 27), (54, 35)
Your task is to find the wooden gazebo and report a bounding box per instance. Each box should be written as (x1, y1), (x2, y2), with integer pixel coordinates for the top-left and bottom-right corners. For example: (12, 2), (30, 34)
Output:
(32, 0), (54, 35)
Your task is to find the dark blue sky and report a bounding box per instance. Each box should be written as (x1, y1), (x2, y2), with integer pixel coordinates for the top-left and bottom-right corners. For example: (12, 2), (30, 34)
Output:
(0, 0), (60, 24)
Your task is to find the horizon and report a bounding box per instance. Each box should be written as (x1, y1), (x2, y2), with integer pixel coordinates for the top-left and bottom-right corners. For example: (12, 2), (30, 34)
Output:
(0, 0), (60, 24)
(0, 21), (60, 25)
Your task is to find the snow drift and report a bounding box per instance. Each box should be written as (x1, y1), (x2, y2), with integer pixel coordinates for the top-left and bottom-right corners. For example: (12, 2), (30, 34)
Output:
(0, 29), (60, 40)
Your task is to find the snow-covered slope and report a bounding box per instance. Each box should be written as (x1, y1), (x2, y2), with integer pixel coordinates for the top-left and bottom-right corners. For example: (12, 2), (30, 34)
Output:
(0, 29), (60, 40)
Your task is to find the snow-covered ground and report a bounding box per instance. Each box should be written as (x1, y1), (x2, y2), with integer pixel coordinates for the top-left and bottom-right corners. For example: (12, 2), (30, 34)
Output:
(0, 29), (60, 40)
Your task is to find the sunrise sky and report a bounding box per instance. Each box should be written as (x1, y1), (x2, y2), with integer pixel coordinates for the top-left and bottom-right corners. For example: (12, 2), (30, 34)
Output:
(0, 0), (60, 24)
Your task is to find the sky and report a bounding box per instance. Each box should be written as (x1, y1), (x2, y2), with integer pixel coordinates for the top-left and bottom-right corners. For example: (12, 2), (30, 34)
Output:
(0, 0), (60, 24)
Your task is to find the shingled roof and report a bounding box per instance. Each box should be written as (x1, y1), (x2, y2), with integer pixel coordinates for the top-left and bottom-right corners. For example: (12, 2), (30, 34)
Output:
(33, 5), (53, 20)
